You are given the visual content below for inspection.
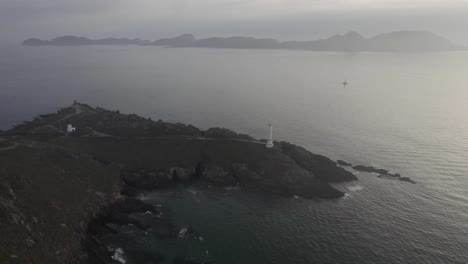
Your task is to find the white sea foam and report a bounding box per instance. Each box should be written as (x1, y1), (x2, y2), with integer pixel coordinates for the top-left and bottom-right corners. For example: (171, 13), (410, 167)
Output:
(347, 185), (364, 192)
(178, 227), (188, 238)
(188, 189), (198, 195)
(225, 185), (240, 191)
(138, 194), (150, 201)
(111, 248), (127, 264)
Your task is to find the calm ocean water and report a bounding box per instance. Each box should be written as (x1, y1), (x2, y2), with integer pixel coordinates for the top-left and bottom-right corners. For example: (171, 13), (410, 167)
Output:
(1, 45), (468, 263)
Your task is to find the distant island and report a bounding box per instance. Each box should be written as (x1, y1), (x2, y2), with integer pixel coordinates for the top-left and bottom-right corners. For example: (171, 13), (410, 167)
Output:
(23, 31), (463, 52)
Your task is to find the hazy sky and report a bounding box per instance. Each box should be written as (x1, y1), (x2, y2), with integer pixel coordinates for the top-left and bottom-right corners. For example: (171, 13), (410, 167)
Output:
(1, 0), (467, 44)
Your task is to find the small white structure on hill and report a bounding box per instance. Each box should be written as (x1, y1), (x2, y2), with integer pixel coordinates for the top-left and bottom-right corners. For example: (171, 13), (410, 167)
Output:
(67, 124), (76, 133)
(266, 123), (274, 148)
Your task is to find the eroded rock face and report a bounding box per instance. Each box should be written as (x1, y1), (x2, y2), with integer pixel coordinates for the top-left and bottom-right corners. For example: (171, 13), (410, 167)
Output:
(231, 163), (261, 183)
(170, 167), (193, 183)
(119, 159), (347, 199)
(85, 198), (174, 264)
(201, 166), (237, 187)
(121, 168), (175, 196)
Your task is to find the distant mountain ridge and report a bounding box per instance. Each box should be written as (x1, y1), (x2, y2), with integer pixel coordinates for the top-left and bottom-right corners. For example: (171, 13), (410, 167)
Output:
(23, 31), (463, 52)
(23, 36), (152, 46)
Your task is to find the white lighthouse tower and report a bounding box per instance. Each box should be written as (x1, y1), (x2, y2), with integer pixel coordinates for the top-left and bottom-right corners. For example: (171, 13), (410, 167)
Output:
(266, 123), (274, 148)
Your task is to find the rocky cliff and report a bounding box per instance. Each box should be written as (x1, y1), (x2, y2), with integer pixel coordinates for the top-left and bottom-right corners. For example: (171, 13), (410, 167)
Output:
(0, 103), (356, 263)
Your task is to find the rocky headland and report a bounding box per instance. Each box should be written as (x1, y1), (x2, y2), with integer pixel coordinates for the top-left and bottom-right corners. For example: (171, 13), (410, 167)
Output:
(0, 102), (361, 263)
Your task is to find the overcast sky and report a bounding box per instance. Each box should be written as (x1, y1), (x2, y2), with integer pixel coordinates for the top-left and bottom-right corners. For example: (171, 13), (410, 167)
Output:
(1, 0), (467, 44)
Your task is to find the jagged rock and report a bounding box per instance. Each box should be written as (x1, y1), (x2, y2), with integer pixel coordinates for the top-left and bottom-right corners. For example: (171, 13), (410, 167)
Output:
(85, 198), (174, 263)
(337, 160), (352, 166)
(25, 238), (35, 249)
(170, 167), (193, 183)
(231, 163), (260, 182)
(87, 198), (164, 237)
(355, 165), (407, 182)
(202, 166), (237, 187)
(113, 198), (159, 214)
(378, 173), (400, 178)
(121, 168), (174, 190)
(353, 165), (388, 175)
(399, 177), (416, 184)
(0, 183), (16, 200)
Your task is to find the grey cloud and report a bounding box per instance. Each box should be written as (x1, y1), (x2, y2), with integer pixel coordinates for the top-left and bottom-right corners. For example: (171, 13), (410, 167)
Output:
(1, 0), (467, 45)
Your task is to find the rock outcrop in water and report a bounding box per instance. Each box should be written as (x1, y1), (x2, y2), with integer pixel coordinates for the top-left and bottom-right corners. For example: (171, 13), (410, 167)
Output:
(353, 165), (390, 175)
(85, 198), (171, 263)
(352, 165), (416, 184)
(0, 103), (357, 263)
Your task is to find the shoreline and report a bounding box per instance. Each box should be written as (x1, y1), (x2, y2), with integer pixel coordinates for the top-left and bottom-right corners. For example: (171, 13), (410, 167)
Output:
(1, 102), (415, 263)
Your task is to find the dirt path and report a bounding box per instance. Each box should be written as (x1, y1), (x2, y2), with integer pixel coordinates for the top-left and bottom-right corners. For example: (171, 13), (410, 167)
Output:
(0, 142), (19, 151)
(59, 107), (82, 122)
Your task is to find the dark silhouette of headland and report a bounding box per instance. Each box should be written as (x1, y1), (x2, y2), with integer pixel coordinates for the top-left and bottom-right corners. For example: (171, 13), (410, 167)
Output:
(0, 102), (416, 263)
(23, 31), (463, 52)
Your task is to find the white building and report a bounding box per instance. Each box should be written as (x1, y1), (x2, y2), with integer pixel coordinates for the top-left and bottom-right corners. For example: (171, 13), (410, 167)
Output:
(67, 124), (76, 133)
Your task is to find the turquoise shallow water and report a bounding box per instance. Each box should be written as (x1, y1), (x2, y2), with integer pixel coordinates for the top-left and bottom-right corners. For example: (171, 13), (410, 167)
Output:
(133, 177), (467, 264)
(1, 45), (468, 263)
